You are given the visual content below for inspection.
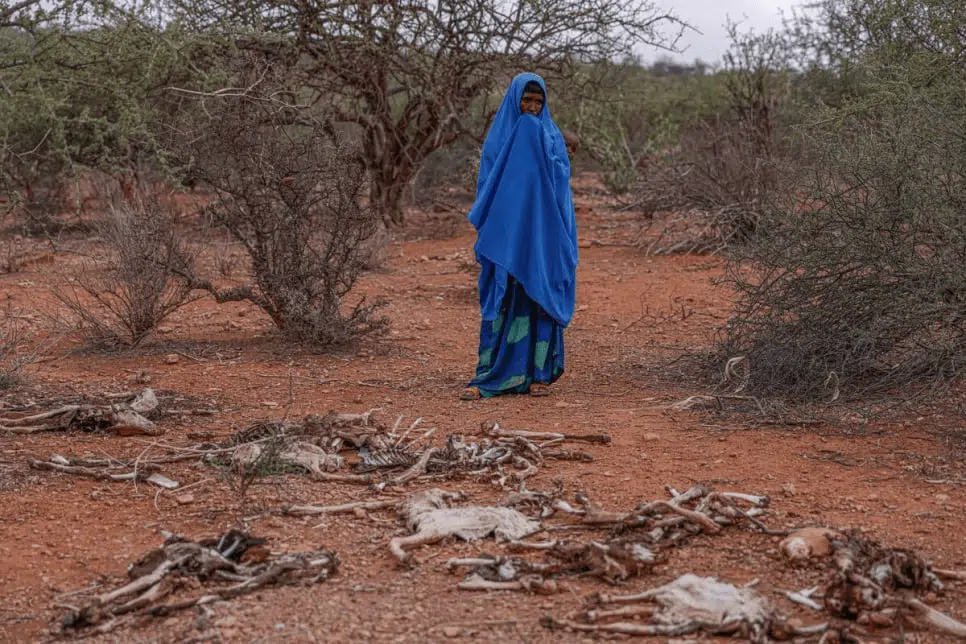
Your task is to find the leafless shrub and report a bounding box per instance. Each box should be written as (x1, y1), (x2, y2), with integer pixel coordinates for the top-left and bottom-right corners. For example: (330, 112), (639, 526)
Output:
(714, 72), (966, 401)
(702, 1), (966, 403)
(50, 195), (197, 348)
(0, 306), (37, 389)
(638, 25), (793, 254)
(171, 60), (386, 346)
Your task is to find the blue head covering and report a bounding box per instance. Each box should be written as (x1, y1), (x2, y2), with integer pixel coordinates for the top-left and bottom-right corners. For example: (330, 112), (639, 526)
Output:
(468, 72), (578, 327)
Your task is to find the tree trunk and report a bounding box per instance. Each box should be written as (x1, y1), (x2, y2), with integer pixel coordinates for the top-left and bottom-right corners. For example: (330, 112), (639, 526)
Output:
(369, 175), (408, 227)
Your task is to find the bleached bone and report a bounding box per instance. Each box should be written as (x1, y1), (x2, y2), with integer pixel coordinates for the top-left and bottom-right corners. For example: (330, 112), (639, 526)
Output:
(29, 458), (154, 483)
(935, 568), (966, 582)
(285, 500), (397, 517)
(635, 500), (721, 533)
(110, 410), (157, 435)
(903, 598), (966, 638)
(480, 421), (610, 444)
(372, 447), (440, 491)
(389, 488), (541, 563)
(446, 557), (504, 570)
(129, 389), (159, 414)
(721, 492), (770, 506)
(281, 442), (344, 476)
(785, 587), (823, 611)
(457, 573), (558, 594)
(583, 604), (657, 622)
(667, 485), (708, 505)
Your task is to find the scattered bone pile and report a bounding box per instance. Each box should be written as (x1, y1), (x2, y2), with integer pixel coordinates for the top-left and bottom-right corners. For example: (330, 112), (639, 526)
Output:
(448, 483), (770, 588)
(289, 483), (768, 579)
(61, 530), (338, 634)
(1, 388), (163, 436)
(223, 413), (608, 488)
(807, 529), (966, 640)
(28, 453), (178, 489)
(539, 518), (966, 641)
(289, 480), (966, 641)
(545, 574), (827, 642)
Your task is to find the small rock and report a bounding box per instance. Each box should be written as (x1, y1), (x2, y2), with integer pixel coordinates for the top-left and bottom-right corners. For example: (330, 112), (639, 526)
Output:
(782, 483), (797, 497)
(126, 370), (152, 385)
(936, 494), (950, 504)
(88, 490), (102, 500)
(261, 401), (279, 408)
(442, 626), (461, 638)
(780, 527), (844, 560)
(176, 493), (194, 505)
(642, 432), (660, 442)
(164, 354), (180, 365)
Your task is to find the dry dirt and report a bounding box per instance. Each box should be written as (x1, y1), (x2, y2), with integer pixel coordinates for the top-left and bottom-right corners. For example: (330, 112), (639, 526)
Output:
(1, 176), (966, 643)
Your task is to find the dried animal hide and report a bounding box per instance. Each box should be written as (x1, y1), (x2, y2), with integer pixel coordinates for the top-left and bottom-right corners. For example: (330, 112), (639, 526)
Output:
(389, 488), (541, 562)
(546, 575), (801, 643)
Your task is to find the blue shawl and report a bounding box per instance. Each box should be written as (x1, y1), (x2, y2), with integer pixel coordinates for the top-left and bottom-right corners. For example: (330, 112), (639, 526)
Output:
(467, 72), (578, 327)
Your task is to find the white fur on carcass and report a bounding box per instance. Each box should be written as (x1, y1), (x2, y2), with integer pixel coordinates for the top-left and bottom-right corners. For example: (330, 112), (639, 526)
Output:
(645, 574), (774, 628)
(390, 488), (541, 562)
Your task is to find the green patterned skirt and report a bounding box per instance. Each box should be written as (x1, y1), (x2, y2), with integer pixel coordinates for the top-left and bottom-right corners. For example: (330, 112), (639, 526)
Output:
(468, 277), (565, 397)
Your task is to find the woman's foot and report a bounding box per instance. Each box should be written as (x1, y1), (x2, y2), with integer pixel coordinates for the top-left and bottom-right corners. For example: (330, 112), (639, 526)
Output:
(529, 383), (551, 397)
(460, 387), (481, 401)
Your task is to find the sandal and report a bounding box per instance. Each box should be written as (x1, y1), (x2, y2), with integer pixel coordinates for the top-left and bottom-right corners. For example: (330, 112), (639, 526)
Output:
(460, 387), (481, 401)
(529, 383), (551, 397)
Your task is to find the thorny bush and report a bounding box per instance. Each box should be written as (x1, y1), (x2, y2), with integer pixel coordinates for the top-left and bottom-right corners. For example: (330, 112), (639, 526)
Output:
(174, 68), (386, 346)
(0, 305), (36, 388)
(713, 2), (966, 401)
(51, 194), (197, 348)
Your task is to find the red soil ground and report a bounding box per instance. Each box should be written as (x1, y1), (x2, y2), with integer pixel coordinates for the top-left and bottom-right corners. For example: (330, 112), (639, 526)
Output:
(1, 176), (964, 642)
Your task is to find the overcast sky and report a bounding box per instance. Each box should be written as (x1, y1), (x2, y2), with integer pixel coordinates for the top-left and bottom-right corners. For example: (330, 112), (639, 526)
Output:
(638, 0), (804, 65)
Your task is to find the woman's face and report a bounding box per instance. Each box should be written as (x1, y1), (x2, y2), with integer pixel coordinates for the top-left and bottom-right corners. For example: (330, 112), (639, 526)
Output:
(520, 91), (545, 116)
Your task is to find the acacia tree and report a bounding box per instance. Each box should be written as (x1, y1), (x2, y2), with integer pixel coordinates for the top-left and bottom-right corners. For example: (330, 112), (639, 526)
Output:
(168, 0), (686, 225)
(1, 0), (210, 228)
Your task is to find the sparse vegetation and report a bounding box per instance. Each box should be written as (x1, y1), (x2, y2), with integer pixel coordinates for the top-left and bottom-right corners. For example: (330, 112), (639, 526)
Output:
(0, 306), (36, 388)
(171, 59), (387, 346)
(1, 0), (964, 404)
(50, 195), (197, 348)
(712, 0), (966, 401)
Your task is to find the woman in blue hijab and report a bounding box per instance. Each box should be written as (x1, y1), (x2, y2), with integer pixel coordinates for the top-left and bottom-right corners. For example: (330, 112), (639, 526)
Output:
(460, 73), (578, 400)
